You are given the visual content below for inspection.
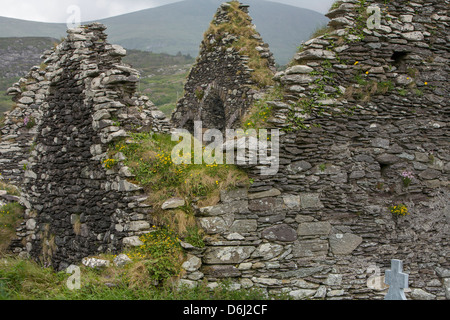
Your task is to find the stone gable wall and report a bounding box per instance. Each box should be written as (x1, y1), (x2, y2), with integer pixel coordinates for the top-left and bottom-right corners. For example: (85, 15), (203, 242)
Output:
(2, 23), (171, 270)
(171, 2), (275, 132)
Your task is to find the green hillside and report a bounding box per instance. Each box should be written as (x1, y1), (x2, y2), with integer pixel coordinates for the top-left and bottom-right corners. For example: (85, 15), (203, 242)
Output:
(0, 48), (193, 117)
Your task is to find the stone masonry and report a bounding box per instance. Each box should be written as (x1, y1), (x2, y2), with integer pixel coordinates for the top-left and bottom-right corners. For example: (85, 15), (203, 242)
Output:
(2, 23), (171, 270)
(178, 0), (450, 300)
(171, 2), (276, 132)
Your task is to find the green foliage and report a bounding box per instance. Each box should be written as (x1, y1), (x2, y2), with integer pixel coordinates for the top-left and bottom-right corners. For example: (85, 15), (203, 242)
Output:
(0, 256), (285, 300)
(184, 226), (205, 248)
(0, 203), (24, 252)
(242, 85), (283, 130)
(127, 226), (183, 281)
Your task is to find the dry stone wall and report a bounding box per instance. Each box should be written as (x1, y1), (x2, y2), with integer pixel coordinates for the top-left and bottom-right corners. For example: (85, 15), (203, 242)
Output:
(171, 2), (275, 132)
(179, 0), (450, 300)
(2, 23), (171, 270)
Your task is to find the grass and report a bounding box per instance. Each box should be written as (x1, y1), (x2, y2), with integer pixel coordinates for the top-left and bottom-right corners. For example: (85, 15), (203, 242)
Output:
(0, 255), (278, 300)
(0, 203), (24, 253)
(109, 132), (248, 237)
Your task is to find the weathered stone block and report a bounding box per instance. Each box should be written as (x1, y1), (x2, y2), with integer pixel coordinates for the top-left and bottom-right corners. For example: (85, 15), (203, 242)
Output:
(229, 220), (257, 233)
(251, 243), (284, 260)
(300, 193), (324, 209)
(292, 239), (329, 257)
(297, 221), (331, 236)
(329, 233), (363, 255)
(248, 188), (281, 200)
(202, 265), (241, 278)
(203, 246), (255, 264)
(261, 224), (297, 242)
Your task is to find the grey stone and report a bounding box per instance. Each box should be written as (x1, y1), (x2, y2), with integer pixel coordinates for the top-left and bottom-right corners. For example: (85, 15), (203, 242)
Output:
(182, 254), (202, 272)
(298, 221), (331, 236)
(248, 188), (281, 200)
(401, 31), (424, 41)
(300, 193), (323, 209)
(199, 215), (233, 234)
(161, 197), (185, 210)
(419, 169), (441, 180)
(289, 289), (317, 300)
(122, 236), (144, 247)
(410, 288), (435, 300)
(220, 188), (248, 202)
(199, 200), (248, 216)
(113, 254), (132, 267)
(229, 220), (257, 233)
(203, 265), (241, 278)
(283, 194), (301, 209)
(128, 221), (150, 232)
(285, 65), (314, 74)
(251, 243), (284, 260)
(286, 160), (312, 174)
(261, 224), (297, 242)
(329, 233), (363, 255)
(293, 239), (329, 257)
(203, 246), (255, 264)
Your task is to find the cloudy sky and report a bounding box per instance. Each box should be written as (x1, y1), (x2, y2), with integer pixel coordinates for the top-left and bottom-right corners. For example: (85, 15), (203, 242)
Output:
(0, 0), (335, 23)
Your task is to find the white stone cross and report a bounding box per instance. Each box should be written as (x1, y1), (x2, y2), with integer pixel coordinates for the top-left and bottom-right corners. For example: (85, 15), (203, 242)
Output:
(384, 259), (409, 300)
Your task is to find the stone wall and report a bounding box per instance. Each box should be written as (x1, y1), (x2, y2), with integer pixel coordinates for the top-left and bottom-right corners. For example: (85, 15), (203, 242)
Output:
(171, 2), (275, 132)
(3, 23), (171, 270)
(1, 33), (170, 185)
(179, 0), (450, 300)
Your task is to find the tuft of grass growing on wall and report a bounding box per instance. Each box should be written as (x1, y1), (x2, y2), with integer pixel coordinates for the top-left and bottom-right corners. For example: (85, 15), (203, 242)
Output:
(109, 132), (248, 242)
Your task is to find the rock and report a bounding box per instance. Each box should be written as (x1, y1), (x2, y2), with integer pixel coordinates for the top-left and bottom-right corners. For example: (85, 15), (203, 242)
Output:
(113, 254), (132, 267)
(251, 243), (284, 260)
(122, 236), (144, 247)
(283, 194), (301, 209)
(289, 289), (317, 300)
(285, 65), (314, 74)
(300, 193), (323, 209)
(203, 246), (255, 264)
(298, 221), (331, 236)
(229, 220), (258, 233)
(410, 288), (435, 300)
(82, 257), (110, 269)
(293, 239), (329, 257)
(182, 254), (202, 272)
(128, 221), (150, 232)
(401, 32), (424, 41)
(202, 265), (241, 278)
(161, 197), (185, 210)
(248, 188), (281, 199)
(329, 233), (363, 255)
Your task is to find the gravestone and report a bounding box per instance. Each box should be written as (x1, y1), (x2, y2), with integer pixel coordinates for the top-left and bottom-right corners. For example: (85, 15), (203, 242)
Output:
(384, 259), (409, 300)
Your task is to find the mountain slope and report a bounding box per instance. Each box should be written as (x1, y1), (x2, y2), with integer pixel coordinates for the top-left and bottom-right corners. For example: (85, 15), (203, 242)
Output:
(0, 0), (328, 65)
(99, 0), (328, 65)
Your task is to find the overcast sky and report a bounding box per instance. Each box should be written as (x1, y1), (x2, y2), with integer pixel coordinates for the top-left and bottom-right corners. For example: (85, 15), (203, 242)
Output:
(0, 0), (335, 23)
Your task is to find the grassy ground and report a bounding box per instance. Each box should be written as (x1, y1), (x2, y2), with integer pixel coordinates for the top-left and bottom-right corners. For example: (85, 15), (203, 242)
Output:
(0, 255), (276, 300)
